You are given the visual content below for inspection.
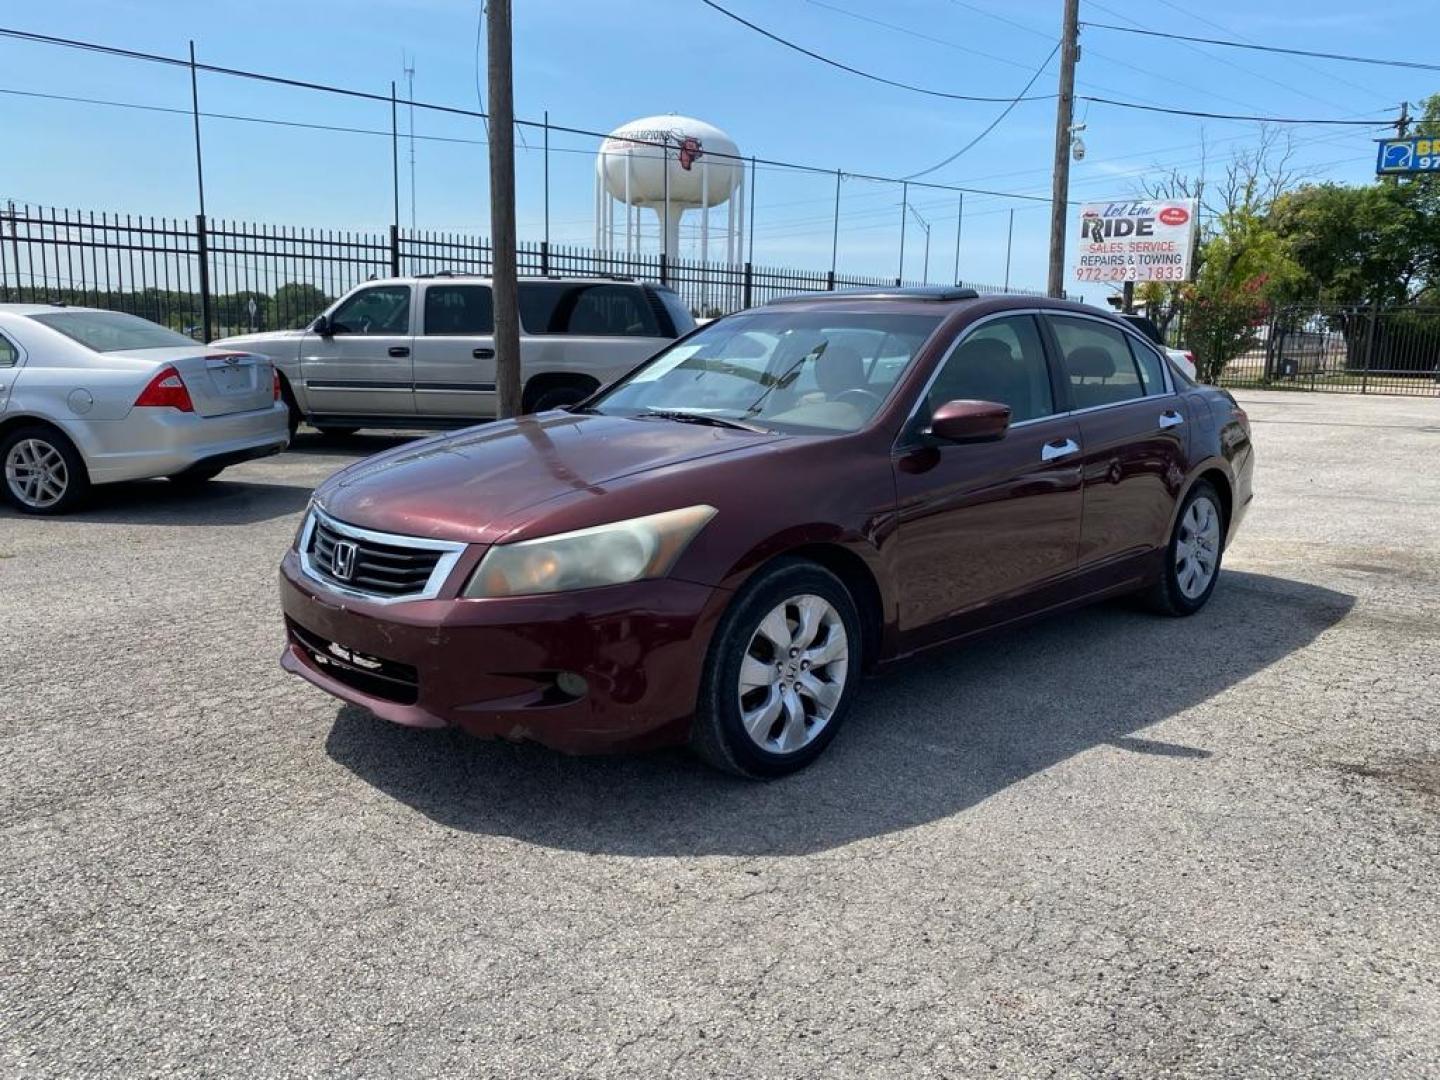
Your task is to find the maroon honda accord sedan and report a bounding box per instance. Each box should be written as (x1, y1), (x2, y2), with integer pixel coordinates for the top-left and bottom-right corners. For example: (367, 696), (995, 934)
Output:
(279, 287), (1253, 777)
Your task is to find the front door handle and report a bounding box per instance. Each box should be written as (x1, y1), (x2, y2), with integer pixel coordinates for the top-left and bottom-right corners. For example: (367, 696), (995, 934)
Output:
(472, 347), (495, 359)
(1041, 438), (1080, 462)
(388, 346), (410, 357)
(1159, 409), (1184, 429)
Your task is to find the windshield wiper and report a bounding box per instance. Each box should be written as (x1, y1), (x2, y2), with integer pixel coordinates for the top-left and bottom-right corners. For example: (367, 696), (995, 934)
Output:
(635, 409), (771, 434)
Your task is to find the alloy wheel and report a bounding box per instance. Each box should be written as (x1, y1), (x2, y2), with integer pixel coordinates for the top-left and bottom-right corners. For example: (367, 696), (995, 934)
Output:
(5, 438), (69, 510)
(1176, 495), (1221, 600)
(737, 593), (850, 754)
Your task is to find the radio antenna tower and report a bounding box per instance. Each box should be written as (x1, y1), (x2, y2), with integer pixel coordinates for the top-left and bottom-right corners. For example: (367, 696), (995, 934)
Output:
(403, 53), (417, 230)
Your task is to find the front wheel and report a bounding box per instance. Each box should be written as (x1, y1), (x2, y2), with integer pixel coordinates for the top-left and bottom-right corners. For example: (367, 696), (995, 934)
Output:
(691, 559), (862, 778)
(1, 425), (91, 515)
(1145, 480), (1224, 616)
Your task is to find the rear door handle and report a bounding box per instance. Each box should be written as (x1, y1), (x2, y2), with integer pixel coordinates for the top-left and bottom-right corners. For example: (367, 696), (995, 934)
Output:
(388, 346), (410, 357)
(472, 348), (495, 359)
(1159, 409), (1184, 429)
(1041, 438), (1079, 462)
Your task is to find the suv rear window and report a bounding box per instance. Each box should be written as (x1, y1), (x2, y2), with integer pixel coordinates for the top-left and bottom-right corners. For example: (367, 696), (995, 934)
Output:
(518, 283), (661, 337)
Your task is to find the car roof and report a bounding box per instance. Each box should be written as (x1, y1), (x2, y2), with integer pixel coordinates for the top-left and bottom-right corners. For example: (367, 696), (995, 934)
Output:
(359, 274), (660, 287)
(0, 303), (111, 316)
(757, 288), (1115, 321)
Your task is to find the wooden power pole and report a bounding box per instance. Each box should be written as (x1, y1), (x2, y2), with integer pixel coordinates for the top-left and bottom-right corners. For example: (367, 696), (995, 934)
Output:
(487, 0), (522, 419)
(1046, 0), (1080, 298)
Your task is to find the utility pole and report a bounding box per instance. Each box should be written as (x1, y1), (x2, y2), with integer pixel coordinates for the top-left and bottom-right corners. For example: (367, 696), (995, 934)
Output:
(1046, 0), (1080, 297)
(404, 56), (417, 230)
(1397, 101), (1411, 138)
(487, 0), (522, 419)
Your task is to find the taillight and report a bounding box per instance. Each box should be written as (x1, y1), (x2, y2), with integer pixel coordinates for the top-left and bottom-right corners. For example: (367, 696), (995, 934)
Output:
(134, 366), (194, 412)
(273, 368), (282, 401)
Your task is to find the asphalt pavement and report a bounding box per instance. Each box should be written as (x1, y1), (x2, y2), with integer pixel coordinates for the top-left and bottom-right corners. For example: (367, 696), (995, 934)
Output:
(2, 389), (1437, 1078)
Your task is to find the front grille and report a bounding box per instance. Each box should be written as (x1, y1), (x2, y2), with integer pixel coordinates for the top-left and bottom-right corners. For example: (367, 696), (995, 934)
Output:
(287, 619), (419, 705)
(306, 517), (447, 599)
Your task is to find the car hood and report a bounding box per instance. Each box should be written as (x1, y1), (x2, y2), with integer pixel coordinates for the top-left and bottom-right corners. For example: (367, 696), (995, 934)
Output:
(210, 330), (306, 349)
(314, 412), (785, 544)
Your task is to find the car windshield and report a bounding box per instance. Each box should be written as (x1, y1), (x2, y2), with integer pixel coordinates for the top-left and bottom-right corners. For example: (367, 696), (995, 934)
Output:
(29, 311), (197, 352)
(587, 310), (942, 434)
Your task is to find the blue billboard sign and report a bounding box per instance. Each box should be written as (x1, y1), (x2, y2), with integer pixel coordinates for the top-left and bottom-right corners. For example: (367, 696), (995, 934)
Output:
(1376, 138), (1440, 175)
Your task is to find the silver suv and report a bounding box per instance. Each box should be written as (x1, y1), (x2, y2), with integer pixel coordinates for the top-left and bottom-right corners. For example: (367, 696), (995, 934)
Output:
(214, 275), (694, 435)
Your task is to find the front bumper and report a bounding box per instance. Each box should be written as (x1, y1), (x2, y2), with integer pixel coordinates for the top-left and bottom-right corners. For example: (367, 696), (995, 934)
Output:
(278, 551), (729, 753)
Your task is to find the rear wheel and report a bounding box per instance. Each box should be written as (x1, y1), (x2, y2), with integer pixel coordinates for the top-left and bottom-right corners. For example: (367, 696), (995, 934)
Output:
(1145, 480), (1224, 616)
(1, 425), (90, 515)
(527, 383), (594, 413)
(691, 559), (862, 778)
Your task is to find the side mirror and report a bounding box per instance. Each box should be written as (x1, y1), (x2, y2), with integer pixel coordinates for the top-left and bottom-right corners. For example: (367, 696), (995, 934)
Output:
(928, 399), (1011, 443)
(312, 313), (332, 337)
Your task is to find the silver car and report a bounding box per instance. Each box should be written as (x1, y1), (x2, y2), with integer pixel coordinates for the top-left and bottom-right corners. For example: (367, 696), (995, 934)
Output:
(0, 305), (290, 514)
(214, 275), (694, 436)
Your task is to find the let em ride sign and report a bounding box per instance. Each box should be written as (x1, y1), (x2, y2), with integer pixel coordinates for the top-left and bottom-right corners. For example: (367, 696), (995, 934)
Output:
(1073, 199), (1198, 284)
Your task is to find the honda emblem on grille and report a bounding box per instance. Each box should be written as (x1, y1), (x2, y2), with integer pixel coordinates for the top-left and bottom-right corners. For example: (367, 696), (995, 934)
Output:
(330, 539), (358, 582)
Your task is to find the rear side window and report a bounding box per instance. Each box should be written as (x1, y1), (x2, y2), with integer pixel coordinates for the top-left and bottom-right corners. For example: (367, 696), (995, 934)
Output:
(519, 283), (660, 337)
(0, 333), (18, 367)
(1127, 336), (1169, 395)
(1049, 316), (1144, 409)
(424, 285), (494, 335)
(329, 286), (411, 336)
(652, 287), (696, 335)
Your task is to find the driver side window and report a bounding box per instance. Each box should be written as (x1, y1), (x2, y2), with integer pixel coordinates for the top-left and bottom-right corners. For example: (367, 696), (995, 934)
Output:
(329, 286), (411, 336)
(923, 315), (1055, 426)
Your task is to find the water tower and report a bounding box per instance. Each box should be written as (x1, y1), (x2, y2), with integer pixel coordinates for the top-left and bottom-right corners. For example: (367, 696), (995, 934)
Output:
(595, 116), (745, 269)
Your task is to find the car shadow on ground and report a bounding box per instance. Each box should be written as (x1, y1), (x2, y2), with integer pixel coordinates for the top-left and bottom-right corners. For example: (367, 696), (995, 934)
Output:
(0, 476), (313, 526)
(324, 570), (1354, 858)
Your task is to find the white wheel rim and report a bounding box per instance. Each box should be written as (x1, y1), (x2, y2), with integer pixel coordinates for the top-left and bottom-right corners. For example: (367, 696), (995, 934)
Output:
(5, 438), (68, 509)
(738, 594), (849, 755)
(1175, 495), (1221, 600)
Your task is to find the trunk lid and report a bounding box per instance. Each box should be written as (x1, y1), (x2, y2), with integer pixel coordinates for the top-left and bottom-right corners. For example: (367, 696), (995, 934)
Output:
(115, 347), (275, 417)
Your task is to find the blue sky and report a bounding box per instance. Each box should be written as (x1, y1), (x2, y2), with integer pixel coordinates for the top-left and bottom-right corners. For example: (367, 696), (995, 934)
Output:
(3, 0), (1434, 300)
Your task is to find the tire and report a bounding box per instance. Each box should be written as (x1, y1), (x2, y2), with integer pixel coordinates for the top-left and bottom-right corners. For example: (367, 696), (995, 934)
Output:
(528, 384), (592, 413)
(691, 558), (863, 779)
(314, 425), (361, 438)
(1, 424), (91, 515)
(1144, 480), (1225, 616)
(167, 464), (226, 486)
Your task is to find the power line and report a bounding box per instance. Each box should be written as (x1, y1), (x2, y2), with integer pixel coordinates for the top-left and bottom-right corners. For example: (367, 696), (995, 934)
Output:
(1082, 96), (1394, 126)
(1148, 0), (1378, 101)
(903, 43), (1060, 180)
(695, 0), (1054, 103)
(1084, 0), (1354, 115)
(691, 3), (1394, 126)
(0, 27), (1059, 206)
(1082, 22), (1440, 73)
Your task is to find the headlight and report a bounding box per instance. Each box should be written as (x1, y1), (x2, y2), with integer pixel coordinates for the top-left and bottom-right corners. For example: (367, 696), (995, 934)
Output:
(463, 505), (717, 598)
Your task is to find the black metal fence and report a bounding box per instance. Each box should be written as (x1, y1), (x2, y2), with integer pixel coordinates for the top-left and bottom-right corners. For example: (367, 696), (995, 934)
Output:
(1219, 304), (1440, 398)
(1, 203), (1040, 341)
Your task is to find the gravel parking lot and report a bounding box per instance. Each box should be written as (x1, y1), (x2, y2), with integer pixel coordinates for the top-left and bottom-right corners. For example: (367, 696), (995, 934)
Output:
(3, 389), (1437, 1078)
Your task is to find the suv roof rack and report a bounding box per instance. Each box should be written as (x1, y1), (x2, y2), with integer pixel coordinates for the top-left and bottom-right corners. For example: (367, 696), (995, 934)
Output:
(409, 271), (645, 283)
(765, 286), (982, 305)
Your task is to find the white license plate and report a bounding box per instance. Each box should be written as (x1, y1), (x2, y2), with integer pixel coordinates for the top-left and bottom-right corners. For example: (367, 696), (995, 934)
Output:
(210, 364), (251, 392)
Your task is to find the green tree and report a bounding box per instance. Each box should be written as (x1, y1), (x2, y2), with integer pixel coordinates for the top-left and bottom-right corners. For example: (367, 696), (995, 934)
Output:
(271, 282), (333, 329)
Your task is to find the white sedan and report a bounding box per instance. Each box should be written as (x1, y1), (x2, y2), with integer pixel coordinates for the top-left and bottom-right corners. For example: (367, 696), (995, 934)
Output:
(0, 305), (290, 514)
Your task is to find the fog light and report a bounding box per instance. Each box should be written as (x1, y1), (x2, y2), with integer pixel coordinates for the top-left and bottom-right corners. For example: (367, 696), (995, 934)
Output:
(555, 671), (588, 698)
